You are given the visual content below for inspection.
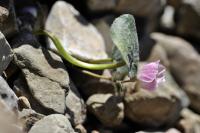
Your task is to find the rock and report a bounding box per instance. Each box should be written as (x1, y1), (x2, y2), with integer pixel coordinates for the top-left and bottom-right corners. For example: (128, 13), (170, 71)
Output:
(87, 0), (116, 11)
(45, 1), (107, 61)
(137, 128), (181, 133)
(151, 33), (200, 113)
(86, 93), (124, 127)
(0, 99), (23, 133)
(124, 69), (186, 127)
(75, 124), (87, 133)
(177, 108), (200, 133)
(65, 82), (86, 126)
(81, 70), (115, 97)
(0, 76), (18, 111)
(115, 0), (164, 17)
(147, 44), (170, 68)
(29, 114), (75, 133)
(0, 0), (9, 22)
(18, 96), (31, 111)
(93, 17), (115, 56)
(14, 44), (69, 114)
(0, 31), (13, 74)
(19, 109), (44, 132)
(168, 0), (200, 39)
(160, 5), (175, 29)
(0, 0), (18, 37)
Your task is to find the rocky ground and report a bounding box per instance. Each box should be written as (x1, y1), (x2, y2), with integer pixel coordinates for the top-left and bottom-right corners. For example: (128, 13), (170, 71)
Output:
(1, 0), (200, 133)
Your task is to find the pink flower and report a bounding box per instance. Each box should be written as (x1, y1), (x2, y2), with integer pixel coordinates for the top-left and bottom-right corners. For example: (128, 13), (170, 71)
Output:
(137, 60), (165, 91)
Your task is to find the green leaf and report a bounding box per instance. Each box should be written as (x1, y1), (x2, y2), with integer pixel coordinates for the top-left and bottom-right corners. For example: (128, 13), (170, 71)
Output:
(110, 14), (139, 79)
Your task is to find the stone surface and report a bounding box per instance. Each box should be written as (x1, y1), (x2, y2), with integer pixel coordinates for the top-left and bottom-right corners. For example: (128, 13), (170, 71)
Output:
(0, 76), (18, 111)
(115, 0), (164, 17)
(14, 44), (69, 114)
(177, 108), (200, 133)
(151, 33), (200, 113)
(86, 93), (124, 127)
(0, 0), (18, 37)
(45, 1), (107, 61)
(0, 31), (13, 74)
(87, 0), (116, 11)
(29, 114), (75, 133)
(19, 109), (44, 132)
(65, 82), (86, 126)
(124, 69), (186, 127)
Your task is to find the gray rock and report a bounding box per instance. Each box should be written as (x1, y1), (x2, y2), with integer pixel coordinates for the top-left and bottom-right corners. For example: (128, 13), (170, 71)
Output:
(0, 0), (18, 37)
(65, 82), (86, 126)
(0, 76), (18, 111)
(29, 114), (75, 133)
(14, 44), (69, 114)
(86, 93), (124, 127)
(45, 1), (107, 61)
(19, 109), (44, 132)
(124, 69), (186, 127)
(151, 33), (200, 113)
(0, 31), (13, 74)
(178, 109), (200, 133)
(115, 0), (164, 17)
(87, 0), (116, 11)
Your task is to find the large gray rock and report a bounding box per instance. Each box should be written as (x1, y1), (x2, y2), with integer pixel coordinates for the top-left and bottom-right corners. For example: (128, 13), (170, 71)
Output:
(124, 70), (187, 127)
(178, 109), (200, 133)
(14, 44), (69, 114)
(0, 0), (18, 37)
(65, 82), (86, 126)
(45, 1), (107, 61)
(0, 76), (18, 111)
(0, 31), (13, 74)
(87, 93), (124, 127)
(151, 33), (200, 113)
(29, 114), (75, 133)
(115, 0), (164, 17)
(137, 128), (181, 133)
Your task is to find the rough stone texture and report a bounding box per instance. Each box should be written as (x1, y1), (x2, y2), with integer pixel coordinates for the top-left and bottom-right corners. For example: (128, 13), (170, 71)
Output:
(177, 108), (200, 133)
(87, 0), (116, 11)
(0, 0), (18, 37)
(19, 109), (44, 132)
(0, 31), (13, 74)
(124, 69), (186, 127)
(45, 1), (107, 61)
(0, 76), (18, 111)
(115, 0), (164, 17)
(65, 82), (86, 126)
(29, 114), (75, 133)
(14, 44), (69, 114)
(151, 33), (200, 113)
(86, 93), (124, 127)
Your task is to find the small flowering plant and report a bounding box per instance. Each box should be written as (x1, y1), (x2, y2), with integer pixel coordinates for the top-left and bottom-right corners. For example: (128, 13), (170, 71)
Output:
(35, 14), (165, 92)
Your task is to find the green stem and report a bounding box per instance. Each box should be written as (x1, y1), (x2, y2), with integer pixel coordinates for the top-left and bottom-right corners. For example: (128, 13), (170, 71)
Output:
(81, 70), (112, 80)
(84, 58), (113, 64)
(34, 30), (125, 70)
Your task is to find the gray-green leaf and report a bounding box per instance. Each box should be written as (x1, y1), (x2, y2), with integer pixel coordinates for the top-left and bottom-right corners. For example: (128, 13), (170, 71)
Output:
(110, 14), (139, 79)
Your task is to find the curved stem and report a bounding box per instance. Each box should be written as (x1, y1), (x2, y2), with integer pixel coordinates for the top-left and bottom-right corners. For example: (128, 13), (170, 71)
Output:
(34, 30), (125, 70)
(81, 70), (112, 80)
(84, 58), (113, 64)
